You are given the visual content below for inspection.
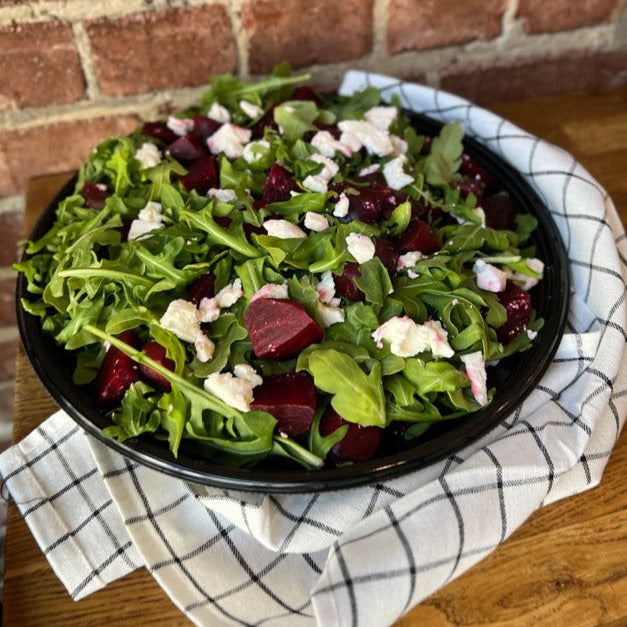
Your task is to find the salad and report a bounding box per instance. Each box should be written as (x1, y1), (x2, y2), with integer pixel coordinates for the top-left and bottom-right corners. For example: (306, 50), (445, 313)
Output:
(17, 66), (544, 471)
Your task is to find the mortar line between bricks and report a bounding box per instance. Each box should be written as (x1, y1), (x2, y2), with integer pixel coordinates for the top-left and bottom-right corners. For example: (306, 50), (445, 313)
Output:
(71, 21), (100, 101)
(224, 0), (249, 77)
(372, 0), (390, 55)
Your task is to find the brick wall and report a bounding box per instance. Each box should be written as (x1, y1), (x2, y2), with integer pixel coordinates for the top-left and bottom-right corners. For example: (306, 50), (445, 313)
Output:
(0, 0), (626, 429)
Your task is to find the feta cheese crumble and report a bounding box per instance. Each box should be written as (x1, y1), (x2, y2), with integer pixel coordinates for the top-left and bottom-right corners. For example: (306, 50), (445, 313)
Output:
(304, 211), (329, 232)
(372, 316), (454, 358)
(317, 301), (345, 327)
(397, 251), (424, 271)
(208, 188), (238, 203)
(251, 283), (289, 301)
(135, 142), (162, 169)
(473, 259), (507, 292)
(159, 299), (202, 343)
(263, 219), (307, 239)
(364, 105), (397, 131)
(345, 232), (375, 264)
(302, 153), (340, 193)
(316, 271), (337, 304)
(460, 351), (489, 406)
(239, 99), (264, 119)
(166, 116), (194, 136)
(127, 201), (164, 241)
(207, 123), (251, 159)
(333, 192), (350, 218)
(207, 102), (231, 124)
(337, 119), (394, 157)
(215, 278), (243, 308)
(242, 139), (270, 164)
(383, 154), (414, 190)
(203, 369), (261, 412)
(310, 130), (353, 158)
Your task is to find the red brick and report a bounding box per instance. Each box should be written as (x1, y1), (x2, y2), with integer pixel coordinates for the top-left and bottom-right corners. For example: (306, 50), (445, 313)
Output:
(517, 0), (622, 34)
(440, 49), (627, 105)
(0, 211), (23, 266)
(0, 21), (86, 111)
(243, 0), (373, 73)
(85, 6), (236, 97)
(387, 0), (505, 53)
(0, 115), (139, 197)
(0, 337), (18, 381)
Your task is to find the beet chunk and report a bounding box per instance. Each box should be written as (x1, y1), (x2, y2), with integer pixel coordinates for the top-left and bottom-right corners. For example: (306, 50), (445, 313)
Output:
(482, 192), (517, 231)
(496, 282), (532, 344)
(191, 115), (221, 139)
(141, 121), (178, 145)
(167, 134), (207, 163)
(180, 155), (219, 195)
(251, 372), (317, 436)
(244, 298), (323, 360)
(139, 341), (175, 391)
(460, 153), (497, 186)
(334, 262), (365, 302)
(320, 408), (383, 463)
(80, 182), (109, 210)
(95, 330), (141, 407)
(397, 218), (440, 254)
(188, 273), (215, 305)
(261, 162), (298, 205)
(374, 238), (399, 276)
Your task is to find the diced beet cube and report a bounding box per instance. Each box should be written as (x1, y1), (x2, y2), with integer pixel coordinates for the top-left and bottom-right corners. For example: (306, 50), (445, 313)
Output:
(180, 155), (219, 195)
(95, 330), (141, 407)
(250, 372), (317, 436)
(167, 134), (207, 163)
(118, 218), (133, 242)
(450, 177), (484, 201)
(482, 192), (517, 231)
(291, 85), (323, 105)
(141, 121), (178, 145)
(374, 238), (399, 276)
(334, 262), (365, 302)
(496, 282), (532, 344)
(261, 162), (298, 205)
(139, 341), (175, 391)
(244, 298), (323, 360)
(243, 222), (265, 242)
(460, 153), (497, 186)
(319, 408), (383, 463)
(252, 103), (278, 138)
(80, 182), (109, 210)
(191, 115), (221, 139)
(188, 273), (215, 305)
(396, 218), (440, 254)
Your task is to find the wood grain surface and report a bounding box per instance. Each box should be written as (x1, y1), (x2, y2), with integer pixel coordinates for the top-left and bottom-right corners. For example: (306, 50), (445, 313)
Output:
(4, 86), (627, 626)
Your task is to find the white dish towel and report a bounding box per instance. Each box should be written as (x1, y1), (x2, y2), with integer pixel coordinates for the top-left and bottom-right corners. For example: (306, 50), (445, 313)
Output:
(2, 72), (626, 627)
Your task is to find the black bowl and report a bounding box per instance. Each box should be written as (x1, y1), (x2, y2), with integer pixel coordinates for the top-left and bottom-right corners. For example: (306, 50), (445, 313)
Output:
(16, 113), (570, 492)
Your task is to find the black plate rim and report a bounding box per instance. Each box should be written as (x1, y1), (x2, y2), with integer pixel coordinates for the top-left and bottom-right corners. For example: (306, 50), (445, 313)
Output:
(16, 112), (571, 493)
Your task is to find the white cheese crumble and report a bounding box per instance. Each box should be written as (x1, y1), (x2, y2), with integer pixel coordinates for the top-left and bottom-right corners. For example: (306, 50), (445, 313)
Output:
(135, 142), (162, 169)
(208, 188), (238, 203)
(159, 299), (202, 343)
(203, 369), (262, 412)
(127, 201), (164, 241)
(250, 283), (289, 301)
(516, 257), (545, 289)
(263, 219), (307, 239)
(198, 297), (220, 323)
(316, 271), (337, 304)
(302, 153), (340, 193)
(207, 123), (251, 159)
(207, 102), (231, 124)
(310, 130), (353, 158)
(166, 116), (194, 136)
(338, 119), (394, 157)
(242, 139), (270, 164)
(460, 351), (489, 406)
(358, 163), (380, 177)
(333, 192), (350, 218)
(383, 154), (414, 190)
(304, 211), (329, 232)
(397, 251), (424, 270)
(317, 301), (345, 327)
(372, 316), (455, 358)
(233, 363), (263, 386)
(239, 99), (264, 119)
(215, 278), (243, 308)
(195, 335), (215, 363)
(345, 232), (375, 264)
(474, 259), (507, 292)
(455, 207), (486, 227)
(364, 105), (397, 131)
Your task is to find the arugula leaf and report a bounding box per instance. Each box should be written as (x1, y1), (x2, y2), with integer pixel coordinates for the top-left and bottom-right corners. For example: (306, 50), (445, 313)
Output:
(422, 121), (464, 186)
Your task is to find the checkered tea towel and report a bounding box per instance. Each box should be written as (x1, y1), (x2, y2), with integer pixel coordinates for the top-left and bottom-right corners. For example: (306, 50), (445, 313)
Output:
(2, 71), (626, 627)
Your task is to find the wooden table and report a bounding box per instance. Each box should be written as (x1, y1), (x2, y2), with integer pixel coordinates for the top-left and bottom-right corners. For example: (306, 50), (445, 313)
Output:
(4, 86), (627, 626)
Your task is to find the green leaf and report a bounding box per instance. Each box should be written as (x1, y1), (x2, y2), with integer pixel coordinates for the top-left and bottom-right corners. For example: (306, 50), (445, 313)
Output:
(423, 121), (464, 186)
(403, 359), (469, 396)
(298, 349), (386, 427)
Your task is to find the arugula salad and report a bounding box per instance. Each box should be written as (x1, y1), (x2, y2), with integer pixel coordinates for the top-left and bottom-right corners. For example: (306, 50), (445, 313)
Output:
(17, 66), (544, 470)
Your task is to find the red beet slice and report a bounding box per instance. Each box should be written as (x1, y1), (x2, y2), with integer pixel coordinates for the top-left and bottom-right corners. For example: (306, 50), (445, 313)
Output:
(496, 282), (532, 344)
(188, 273), (215, 305)
(243, 298), (323, 360)
(168, 134), (207, 163)
(191, 115), (221, 139)
(396, 218), (440, 254)
(460, 153), (497, 186)
(95, 330), (141, 407)
(139, 341), (175, 391)
(450, 177), (484, 201)
(142, 121), (178, 145)
(334, 262), (365, 302)
(374, 238), (399, 276)
(261, 162), (298, 205)
(250, 372), (317, 436)
(80, 182), (109, 210)
(180, 155), (219, 195)
(482, 192), (517, 231)
(319, 408), (383, 463)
